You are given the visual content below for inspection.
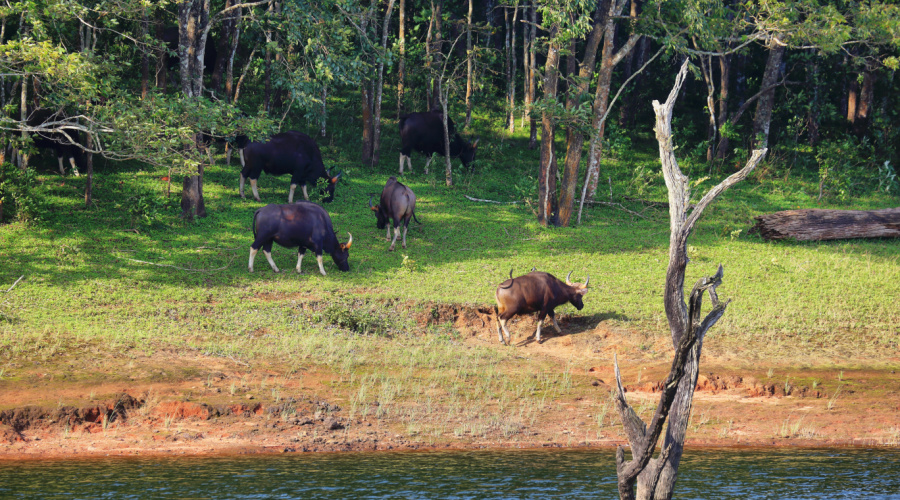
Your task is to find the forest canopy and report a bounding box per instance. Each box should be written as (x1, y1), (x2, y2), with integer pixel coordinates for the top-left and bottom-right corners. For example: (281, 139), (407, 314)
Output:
(1, 0), (899, 223)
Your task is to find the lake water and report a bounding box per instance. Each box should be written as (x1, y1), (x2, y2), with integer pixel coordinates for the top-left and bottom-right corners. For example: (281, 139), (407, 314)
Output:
(1, 448), (898, 499)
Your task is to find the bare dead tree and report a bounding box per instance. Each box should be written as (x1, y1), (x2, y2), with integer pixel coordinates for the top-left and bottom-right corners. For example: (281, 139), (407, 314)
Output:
(612, 59), (767, 500)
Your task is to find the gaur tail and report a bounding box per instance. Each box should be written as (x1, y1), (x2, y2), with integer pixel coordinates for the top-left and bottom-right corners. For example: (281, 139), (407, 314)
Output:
(251, 208), (262, 238)
(498, 269), (515, 289)
(412, 211), (422, 225)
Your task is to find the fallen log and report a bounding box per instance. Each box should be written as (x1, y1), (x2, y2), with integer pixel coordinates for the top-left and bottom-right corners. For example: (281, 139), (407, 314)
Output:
(750, 208), (900, 241)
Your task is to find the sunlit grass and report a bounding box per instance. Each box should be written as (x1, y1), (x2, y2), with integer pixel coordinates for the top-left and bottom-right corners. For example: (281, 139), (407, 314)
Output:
(1, 106), (899, 383)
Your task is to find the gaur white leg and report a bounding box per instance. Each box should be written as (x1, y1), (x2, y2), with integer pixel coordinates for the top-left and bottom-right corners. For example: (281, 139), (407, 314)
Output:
(405, 156), (413, 172)
(424, 155), (433, 174)
(399, 154), (406, 174)
(316, 254), (327, 276)
(386, 226), (390, 240)
(248, 247), (258, 272)
(264, 250), (280, 273)
(295, 251), (305, 274)
(551, 315), (562, 333)
(389, 226), (400, 251)
(301, 184), (309, 201)
(288, 183), (297, 203)
(239, 149), (245, 167)
(250, 178), (260, 201)
(239, 173), (246, 198)
(58, 156), (65, 175)
(534, 321), (543, 344)
(498, 318), (512, 345)
(69, 157), (80, 177)
(401, 225), (408, 249)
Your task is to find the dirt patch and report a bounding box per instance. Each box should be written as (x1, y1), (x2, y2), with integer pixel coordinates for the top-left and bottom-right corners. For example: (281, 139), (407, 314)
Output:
(1, 299), (898, 458)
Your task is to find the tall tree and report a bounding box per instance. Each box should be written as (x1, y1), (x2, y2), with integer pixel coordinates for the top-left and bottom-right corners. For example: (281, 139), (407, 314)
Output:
(397, 0), (406, 115)
(537, 27), (561, 226)
(557, 0), (606, 227)
(579, 0), (640, 206)
(372, 0), (397, 164)
(465, 0), (474, 126)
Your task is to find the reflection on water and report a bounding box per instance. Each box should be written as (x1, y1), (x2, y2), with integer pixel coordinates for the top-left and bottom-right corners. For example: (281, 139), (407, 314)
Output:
(1, 448), (898, 499)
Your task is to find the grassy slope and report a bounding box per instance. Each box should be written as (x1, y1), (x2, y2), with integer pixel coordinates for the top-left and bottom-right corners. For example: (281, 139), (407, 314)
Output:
(3, 114), (899, 358)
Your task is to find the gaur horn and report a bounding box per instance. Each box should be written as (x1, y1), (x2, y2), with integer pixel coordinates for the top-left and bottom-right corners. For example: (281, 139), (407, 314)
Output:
(473, 138), (480, 148)
(530, 266), (536, 272)
(509, 269), (513, 280)
(345, 232), (353, 249)
(368, 195), (375, 210)
(566, 271), (573, 285)
(584, 275), (589, 288)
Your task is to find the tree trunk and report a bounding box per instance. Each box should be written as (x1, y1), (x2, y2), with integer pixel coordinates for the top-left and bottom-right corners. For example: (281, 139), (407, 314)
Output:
(751, 41), (785, 150)
(398, 0), (406, 116)
(613, 60), (767, 500)
(750, 208), (900, 241)
(425, 3), (434, 109)
(211, 0), (237, 96)
(178, 0), (211, 219)
(225, 4), (242, 101)
(557, 2), (606, 227)
(504, 8), (511, 127)
(507, 3), (518, 133)
(714, 53), (731, 159)
(372, 0), (396, 166)
(264, 0), (273, 111)
(581, 0), (640, 207)
(806, 55), (819, 146)
(180, 166), (206, 221)
(465, 0), (473, 126)
(853, 64), (877, 136)
(439, 87), (452, 186)
(361, 79), (374, 164)
(537, 33), (561, 226)
(141, 8), (150, 99)
(620, 35), (649, 129)
(527, 2), (537, 149)
(83, 130), (94, 207)
(693, 46), (717, 163)
(155, 14), (168, 91)
(431, 0), (443, 110)
(18, 74), (28, 169)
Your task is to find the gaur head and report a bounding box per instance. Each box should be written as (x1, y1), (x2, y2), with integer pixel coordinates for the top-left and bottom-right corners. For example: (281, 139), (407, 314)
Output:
(332, 232), (352, 271)
(565, 271), (590, 310)
(457, 137), (479, 168)
(369, 194), (388, 229)
(321, 170), (341, 203)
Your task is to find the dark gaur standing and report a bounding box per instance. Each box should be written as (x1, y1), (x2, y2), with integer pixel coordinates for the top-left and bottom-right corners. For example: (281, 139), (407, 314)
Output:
(249, 202), (352, 276)
(369, 176), (419, 251)
(494, 270), (589, 345)
(240, 131), (340, 203)
(398, 110), (478, 174)
(26, 109), (84, 176)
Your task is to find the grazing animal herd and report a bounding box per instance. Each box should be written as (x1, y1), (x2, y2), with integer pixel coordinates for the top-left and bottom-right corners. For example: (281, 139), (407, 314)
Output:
(27, 107), (589, 346)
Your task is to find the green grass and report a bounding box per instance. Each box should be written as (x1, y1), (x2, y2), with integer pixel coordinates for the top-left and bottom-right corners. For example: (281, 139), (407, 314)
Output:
(1, 109), (899, 375)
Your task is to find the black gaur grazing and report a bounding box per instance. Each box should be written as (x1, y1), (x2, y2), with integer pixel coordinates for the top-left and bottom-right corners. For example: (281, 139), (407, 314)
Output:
(368, 176), (419, 251)
(25, 109), (84, 176)
(240, 131), (340, 203)
(494, 270), (589, 345)
(249, 202), (352, 276)
(398, 111), (478, 174)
